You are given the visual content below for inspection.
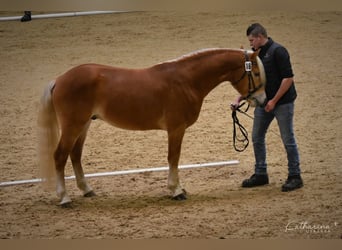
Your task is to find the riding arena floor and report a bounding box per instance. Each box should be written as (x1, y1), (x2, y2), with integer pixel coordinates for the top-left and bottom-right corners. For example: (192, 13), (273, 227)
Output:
(0, 11), (341, 239)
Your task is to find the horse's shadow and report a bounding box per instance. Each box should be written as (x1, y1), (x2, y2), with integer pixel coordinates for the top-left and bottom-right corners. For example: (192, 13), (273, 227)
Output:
(57, 183), (283, 210)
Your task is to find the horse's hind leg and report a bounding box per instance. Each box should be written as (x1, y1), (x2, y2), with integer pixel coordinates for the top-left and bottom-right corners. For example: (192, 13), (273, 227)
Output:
(70, 121), (95, 197)
(54, 133), (76, 206)
(55, 122), (90, 206)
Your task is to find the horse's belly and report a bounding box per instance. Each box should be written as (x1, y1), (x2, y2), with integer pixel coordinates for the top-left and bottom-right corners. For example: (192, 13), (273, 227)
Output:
(98, 103), (166, 131)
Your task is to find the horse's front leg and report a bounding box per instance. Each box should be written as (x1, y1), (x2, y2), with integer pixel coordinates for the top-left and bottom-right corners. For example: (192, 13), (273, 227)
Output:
(167, 127), (187, 200)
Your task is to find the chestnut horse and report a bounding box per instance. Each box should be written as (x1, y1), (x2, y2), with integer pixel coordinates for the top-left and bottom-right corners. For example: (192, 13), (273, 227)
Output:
(37, 48), (266, 206)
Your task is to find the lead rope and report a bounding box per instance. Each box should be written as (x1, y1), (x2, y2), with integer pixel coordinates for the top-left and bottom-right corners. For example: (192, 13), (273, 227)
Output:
(230, 52), (254, 152)
(231, 101), (250, 152)
(231, 101), (282, 152)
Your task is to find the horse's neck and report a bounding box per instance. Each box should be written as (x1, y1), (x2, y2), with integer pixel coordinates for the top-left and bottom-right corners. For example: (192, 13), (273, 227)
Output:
(183, 50), (241, 98)
(154, 49), (242, 98)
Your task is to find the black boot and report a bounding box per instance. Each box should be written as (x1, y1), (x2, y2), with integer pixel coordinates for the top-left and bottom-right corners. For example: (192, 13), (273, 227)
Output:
(21, 11), (31, 22)
(242, 174), (269, 188)
(282, 175), (303, 192)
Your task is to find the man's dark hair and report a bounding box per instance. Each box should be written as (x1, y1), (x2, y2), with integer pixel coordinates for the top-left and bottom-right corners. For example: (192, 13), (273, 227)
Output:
(246, 23), (268, 37)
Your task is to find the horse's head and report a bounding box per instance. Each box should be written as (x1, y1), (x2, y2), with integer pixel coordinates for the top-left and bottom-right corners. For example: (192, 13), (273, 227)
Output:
(232, 50), (266, 107)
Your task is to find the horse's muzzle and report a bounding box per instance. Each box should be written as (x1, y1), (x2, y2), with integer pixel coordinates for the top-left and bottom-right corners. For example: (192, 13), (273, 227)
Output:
(248, 92), (267, 107)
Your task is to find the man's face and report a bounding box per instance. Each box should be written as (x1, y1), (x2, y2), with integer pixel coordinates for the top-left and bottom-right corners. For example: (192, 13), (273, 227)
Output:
(248, 35), (263, 50)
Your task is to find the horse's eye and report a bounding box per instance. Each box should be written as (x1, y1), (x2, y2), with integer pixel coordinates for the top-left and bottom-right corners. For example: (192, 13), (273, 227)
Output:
(254, 72), (260, 77)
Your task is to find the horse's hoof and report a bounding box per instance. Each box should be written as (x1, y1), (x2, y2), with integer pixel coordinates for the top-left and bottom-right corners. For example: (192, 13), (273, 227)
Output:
(84, 190), (96, 197)
(59, 201), (73, 208)
(172, 192), (187, 201)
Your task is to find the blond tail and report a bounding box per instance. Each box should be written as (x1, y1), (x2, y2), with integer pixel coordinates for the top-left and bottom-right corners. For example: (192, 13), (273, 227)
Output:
(37, 80), (59, 190)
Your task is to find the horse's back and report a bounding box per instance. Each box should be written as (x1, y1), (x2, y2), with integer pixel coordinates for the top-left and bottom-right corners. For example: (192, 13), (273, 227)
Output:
(53, 64), (168, 130)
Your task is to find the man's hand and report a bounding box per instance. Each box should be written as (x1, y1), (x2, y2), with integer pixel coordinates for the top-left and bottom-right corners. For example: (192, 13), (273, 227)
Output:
(265, 77), (294, 112)
(264, 99), (276, 112)
(230, 102), (240, 111)
(231, 96), (242, 111)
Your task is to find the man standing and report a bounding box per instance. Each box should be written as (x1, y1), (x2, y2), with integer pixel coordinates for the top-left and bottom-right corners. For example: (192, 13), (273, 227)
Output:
(232, 23), (303, 191)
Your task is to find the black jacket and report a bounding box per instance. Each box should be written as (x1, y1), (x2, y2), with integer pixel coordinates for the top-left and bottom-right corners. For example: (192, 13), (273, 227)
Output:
(258, 38), (297, 105)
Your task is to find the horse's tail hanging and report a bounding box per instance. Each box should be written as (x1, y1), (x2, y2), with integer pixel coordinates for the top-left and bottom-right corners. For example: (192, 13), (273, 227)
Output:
(37, 80), (59, 190)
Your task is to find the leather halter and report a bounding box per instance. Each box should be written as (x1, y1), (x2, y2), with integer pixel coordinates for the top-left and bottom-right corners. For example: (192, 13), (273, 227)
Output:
(232, 51), (264, 101)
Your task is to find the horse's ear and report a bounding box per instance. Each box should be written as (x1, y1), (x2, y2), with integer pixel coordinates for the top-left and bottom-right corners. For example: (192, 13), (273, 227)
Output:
(240, 45), (244, 49)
